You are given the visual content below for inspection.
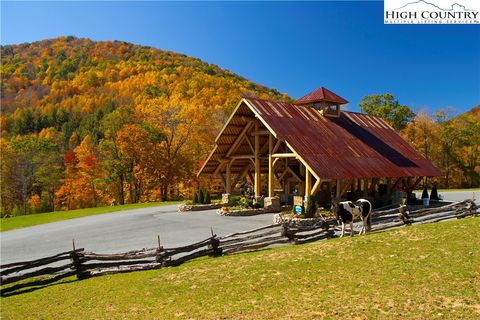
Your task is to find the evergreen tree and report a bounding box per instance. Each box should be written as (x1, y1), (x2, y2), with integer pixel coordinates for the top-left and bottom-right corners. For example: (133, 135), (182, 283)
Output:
(205, 190), (211, 204)
(192, 191), (199, 204)
(305, 196), (317, 218)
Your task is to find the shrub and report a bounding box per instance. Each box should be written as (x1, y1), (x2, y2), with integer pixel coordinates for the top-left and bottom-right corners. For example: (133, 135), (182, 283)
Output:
(12, 205), (26, 217)
(421, 186), (429, 199)
(205, 191), (211, 204)
(192, 191), (199, 204)
(239, 197), (254, 208)
(430, 186), (439, 200)
(253, 198), (264, 209)
(231, 195), (241, 205)
(304, 196), (317, 218)
(198, 189), (205, 204)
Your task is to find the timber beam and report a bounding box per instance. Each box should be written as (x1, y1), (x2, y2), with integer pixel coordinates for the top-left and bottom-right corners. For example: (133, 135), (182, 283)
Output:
(311, 178), (321, 196)
(226, 122), (254, 158)
(250, 130), (271, 136)
(272, 153), (296, 158)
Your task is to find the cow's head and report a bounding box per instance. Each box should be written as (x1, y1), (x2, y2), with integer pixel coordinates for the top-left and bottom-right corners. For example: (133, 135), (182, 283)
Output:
(331, 198), (340, 222)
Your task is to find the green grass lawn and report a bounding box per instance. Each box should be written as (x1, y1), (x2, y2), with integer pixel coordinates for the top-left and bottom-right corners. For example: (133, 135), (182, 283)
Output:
(0, 201), (181, 232)
(2, 217), (479, 319)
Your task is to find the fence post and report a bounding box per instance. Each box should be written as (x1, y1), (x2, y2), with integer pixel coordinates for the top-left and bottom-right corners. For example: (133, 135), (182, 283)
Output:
(281, 223), (294, 242)
(155, 234), (168, 266)
(210, 227), (223, 257)
(399, 198), (413, 225)
(70, 239), (88, 280)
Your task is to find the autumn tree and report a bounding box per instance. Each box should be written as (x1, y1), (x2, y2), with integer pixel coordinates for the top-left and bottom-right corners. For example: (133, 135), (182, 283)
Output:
(1, 134), (63, 216)
(98, 106), (135, 205)
(115, 124), (155, 203)
(138, 98), (197, 200)
(454, 114), (480, 187)
(359, 94), (415, 131)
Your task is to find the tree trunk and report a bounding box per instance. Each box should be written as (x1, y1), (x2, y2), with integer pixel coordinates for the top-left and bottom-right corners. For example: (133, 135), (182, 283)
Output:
(118, 175), (125, 205)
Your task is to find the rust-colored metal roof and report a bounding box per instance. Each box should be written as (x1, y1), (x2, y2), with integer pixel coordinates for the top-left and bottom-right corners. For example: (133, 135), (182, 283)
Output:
(244, 98), (441, 179)
(295, 86), (349, 105)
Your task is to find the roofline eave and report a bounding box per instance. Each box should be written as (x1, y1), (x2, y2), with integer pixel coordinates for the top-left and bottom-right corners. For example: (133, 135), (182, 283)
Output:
(196, 145), (218, 177)
(242, 99), (321, 182)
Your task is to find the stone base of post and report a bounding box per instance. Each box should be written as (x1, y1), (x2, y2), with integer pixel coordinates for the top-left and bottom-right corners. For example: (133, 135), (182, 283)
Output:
(264, 197), (280, 212)
(221, 193), (232, 205)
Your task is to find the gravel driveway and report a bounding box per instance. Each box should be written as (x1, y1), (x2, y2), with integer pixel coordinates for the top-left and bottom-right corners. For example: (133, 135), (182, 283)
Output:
(0, 205), (275, 264)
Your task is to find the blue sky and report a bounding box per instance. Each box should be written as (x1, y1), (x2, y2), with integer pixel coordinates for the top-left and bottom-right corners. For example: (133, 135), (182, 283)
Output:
(1, 1), (479, 114)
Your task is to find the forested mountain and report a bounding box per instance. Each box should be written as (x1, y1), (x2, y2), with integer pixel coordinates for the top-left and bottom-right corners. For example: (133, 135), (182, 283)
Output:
(1, 37), (477, 217)
(0, 36), (289, 216)
(401, 105), (480, 189)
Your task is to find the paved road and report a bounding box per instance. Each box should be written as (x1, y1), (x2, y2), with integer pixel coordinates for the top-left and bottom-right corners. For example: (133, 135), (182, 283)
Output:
(1, 190), (478, 264)
(1, 205), (275, 264)
(436, 190), (479, 202)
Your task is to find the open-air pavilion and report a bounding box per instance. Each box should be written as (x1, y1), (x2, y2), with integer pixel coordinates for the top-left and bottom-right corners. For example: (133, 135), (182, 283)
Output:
(197, 86), (441, 209)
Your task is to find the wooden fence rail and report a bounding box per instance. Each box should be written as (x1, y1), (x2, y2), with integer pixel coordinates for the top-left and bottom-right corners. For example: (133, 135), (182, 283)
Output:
(1, 199), (478, 296)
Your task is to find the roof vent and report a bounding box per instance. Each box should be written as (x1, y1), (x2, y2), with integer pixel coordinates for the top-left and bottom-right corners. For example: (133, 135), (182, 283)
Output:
(295, 86), (348, 118)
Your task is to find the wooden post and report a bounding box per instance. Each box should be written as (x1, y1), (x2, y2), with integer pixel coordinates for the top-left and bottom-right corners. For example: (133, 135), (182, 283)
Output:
(226, 161), (232, 194)
(336, 179), (341, 199)
(70, 239), (88, 280)
(210, 226), (222, 257)
(311, 178), (321, 196)
(305, 167), (311, 198)
(268, 133), (273, 197)
(363, 178), (368, 197)
(254, 121), (261, 196)
(156, 235), (165, 264)
(386, 178), (392, 197)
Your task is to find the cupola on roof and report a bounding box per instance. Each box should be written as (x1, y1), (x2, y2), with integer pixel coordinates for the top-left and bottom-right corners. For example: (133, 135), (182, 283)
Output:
(295, 86), (349, 105)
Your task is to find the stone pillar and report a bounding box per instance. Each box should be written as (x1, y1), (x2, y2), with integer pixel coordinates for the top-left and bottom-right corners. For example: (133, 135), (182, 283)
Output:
(221, 193), (232, 205)
(264, 197), (280, 213)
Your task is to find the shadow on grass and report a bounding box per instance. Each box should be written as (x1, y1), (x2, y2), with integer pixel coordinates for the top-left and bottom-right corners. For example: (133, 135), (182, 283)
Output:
(1, 277), (79, 297)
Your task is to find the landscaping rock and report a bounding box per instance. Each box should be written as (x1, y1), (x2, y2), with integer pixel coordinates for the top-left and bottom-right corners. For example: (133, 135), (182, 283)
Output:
(217, 207), (268, 216)
(178, 203), (222, 212)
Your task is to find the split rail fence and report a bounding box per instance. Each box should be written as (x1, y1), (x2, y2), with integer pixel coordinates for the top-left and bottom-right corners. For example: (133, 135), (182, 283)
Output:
(1, 199), (478, 296)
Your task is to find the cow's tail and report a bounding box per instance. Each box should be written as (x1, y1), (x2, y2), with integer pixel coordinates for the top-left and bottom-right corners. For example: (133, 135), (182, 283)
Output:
(366, 211), (372, 232)
(366, 202), (372, 232)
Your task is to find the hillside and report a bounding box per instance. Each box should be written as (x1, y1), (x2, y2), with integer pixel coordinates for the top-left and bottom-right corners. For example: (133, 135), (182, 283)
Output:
(465, 105), (480, 119)
(0, 37), (289, 215)
(1, 36), (287, 135)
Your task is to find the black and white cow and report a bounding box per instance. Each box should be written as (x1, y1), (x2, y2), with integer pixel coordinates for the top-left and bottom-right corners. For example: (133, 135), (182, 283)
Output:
(335, 199), (372, 237)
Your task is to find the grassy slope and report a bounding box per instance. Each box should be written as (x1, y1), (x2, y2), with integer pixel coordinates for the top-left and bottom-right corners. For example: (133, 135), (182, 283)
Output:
(2, 218), (479, 319)
(0, 201), (181, 232)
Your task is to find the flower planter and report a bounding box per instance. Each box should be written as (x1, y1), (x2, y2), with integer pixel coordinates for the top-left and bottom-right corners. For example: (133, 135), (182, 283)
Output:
(273, 214), (325, 227)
